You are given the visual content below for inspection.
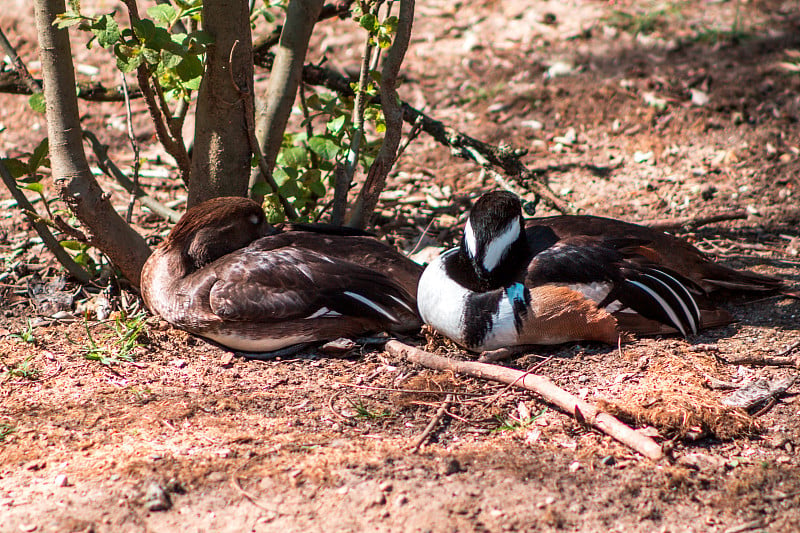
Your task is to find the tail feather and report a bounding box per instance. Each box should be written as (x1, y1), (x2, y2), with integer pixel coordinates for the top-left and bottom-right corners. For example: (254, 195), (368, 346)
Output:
(615, 307), (733, 337)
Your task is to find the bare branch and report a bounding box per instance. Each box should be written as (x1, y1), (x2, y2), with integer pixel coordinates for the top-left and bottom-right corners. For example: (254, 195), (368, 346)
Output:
(385, 340), (664, 461)
(0, 160), (91, 283)
(33, 0), (151, 287)
(120, 73), (141, 223)
(231, 41), (299, 219)
(251, 0), (355, 66)
(0, 27), (42, 93)
(248, 0), (325, 206)
(335, 6), (378, 225)
(82, 130), (181, 223)
(122, 0), (191, 187)
(348, 0), (415, 228)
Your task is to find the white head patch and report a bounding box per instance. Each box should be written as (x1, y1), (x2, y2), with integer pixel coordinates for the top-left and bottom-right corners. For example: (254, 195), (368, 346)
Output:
(464, 219), (478, 259)
(482, 217), (521, 272)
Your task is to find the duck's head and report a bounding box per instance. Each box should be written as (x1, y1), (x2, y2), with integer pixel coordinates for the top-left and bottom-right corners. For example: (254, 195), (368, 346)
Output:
(162, 196), (274, 274)
(460, 190), (529, 288)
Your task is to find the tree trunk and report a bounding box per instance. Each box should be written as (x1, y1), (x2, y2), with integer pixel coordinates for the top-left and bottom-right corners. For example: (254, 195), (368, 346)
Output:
(189, 0), (254, 207)
(33, 0), (151, 287)
(248, 0), (324, 205)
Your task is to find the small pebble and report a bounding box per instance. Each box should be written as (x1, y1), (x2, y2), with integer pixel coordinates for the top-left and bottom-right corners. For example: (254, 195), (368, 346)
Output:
(54, 474), (69, 487)
(143, 481), (171, 512)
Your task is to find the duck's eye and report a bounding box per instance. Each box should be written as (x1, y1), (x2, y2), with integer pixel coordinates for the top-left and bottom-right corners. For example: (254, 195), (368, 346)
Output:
(248, 214), (260, 225)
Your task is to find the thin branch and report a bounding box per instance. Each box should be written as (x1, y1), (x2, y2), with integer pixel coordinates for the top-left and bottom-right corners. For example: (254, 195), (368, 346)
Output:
(248, 0), (325, 206)
(230, 41), (299, 220)
(121, 72), (141, 223)
(82, 131), (181, 223)
(642, 210), (749, 232)
(122, 0), (191, 187)
(411, 393), (453, 452)
(347, 0), (413, 228)
(0, 160), (91, 283)
(385, 340), (664, 461)
(252, 0), (355, 66)
(337, 8), (378, 221)
(0, 27), (42, 93)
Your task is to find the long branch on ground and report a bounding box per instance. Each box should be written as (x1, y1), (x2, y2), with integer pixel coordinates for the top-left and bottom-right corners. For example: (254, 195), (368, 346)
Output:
(385, 340), (664, 461)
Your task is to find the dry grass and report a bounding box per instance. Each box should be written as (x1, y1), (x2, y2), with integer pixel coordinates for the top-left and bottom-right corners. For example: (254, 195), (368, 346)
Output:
(598, 349), (758, 440)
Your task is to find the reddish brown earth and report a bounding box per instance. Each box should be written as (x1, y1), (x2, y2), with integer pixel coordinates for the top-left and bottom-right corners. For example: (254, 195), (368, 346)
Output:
(2, 1), (800, 531)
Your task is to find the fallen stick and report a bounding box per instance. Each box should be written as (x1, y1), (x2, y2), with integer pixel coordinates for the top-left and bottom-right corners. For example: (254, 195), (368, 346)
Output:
(411, 393), (454, 453)
(641, 210), (747, 232)
(385, 340), (664, 461)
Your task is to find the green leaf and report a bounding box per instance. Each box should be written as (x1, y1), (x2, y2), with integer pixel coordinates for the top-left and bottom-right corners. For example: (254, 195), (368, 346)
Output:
(187, 30), (214, 46)
(29, 138), (49, 172)
(146, 4), (176, 25)
(279, 146), (309, 169)
(91, 14), (120, 49)
(307, 136), (340, 160)
(326, 114), (346, 135)
(251, 181), (272, 197)
(28, 93), (46, 114)
(359, 13), (378, 32)
(115, 47), (143, 73)
(60, 240), (86, 251)
(23, 182), (44, 194)
(377, 31), (392, 49)
(161, 49), (183, 69)
(141, 47), (160, 65)
(133, 19), (156, 42)
(1, 158), (29, 179)
(175, 55), (203, 82)
(54, 13), (85, 29)
(383, 16), (399, 34)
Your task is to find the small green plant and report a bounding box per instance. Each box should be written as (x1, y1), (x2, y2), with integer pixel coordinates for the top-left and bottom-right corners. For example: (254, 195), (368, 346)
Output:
(0, 423), (15, 443)
(72, 311), (147, 365)
(493, 406), (548, 432)
(1, 354), (40, 381)
(690, 0), (750, 44)
(348, 398), (391, 420)
(603, 4), (682, 35)
(9, 320), (37, 345)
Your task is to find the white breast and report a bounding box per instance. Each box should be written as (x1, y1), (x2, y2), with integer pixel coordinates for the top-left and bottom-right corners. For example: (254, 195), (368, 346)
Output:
(417, 250), (470, 346)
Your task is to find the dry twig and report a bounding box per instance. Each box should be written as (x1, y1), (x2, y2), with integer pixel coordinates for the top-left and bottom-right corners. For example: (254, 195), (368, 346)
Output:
(643, 210), (748, 232)
(385, 340), (664, 461)
(411, 393), (454, 452)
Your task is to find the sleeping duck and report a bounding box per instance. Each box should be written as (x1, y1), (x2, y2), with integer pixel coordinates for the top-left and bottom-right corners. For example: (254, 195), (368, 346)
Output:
(141, 197), (422, 352)
(418, 190), (787, 352)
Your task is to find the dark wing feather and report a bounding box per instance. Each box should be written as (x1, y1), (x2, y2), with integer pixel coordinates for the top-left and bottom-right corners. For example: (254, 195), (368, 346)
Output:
(525, 238), (702, 336)
(208, 247), (415, 324)
(525, 237), (625, 286)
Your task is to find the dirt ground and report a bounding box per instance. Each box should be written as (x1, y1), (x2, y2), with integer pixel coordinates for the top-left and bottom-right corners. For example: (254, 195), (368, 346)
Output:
(2, 0), (800, 531)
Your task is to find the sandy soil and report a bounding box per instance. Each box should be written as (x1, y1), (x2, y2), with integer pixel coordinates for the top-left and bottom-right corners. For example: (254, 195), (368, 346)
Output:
(2, 1), (800, 531)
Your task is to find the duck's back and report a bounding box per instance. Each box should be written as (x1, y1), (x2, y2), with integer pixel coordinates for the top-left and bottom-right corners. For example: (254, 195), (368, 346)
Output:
(528, 215), (783, 293)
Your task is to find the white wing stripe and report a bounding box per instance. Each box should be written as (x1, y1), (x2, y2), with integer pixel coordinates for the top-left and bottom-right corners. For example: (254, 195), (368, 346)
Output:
(647, 270), (700, 333)
(343, 291), (398, 322)
(627, 280), (688, 336)
(388, 294), (415, 315)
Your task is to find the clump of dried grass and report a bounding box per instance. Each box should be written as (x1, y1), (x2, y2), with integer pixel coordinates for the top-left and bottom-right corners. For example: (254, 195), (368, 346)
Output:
(392, 370), (461, 407)
(597, 350), (758, 440)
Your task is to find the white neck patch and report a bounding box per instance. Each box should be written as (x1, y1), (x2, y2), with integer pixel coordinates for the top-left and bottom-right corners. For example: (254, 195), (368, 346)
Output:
(482, 217), (521, 272)
(464, 219), (478, 259)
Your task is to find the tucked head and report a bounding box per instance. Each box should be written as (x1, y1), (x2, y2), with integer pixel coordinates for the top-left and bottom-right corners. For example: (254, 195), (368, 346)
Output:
(463, 191), (525, 274)
(164, 196), (273, 271)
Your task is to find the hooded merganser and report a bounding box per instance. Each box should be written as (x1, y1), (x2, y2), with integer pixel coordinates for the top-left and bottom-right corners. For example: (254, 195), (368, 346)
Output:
(418, 190), (785, 352)
(141, 197), (422, 352)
